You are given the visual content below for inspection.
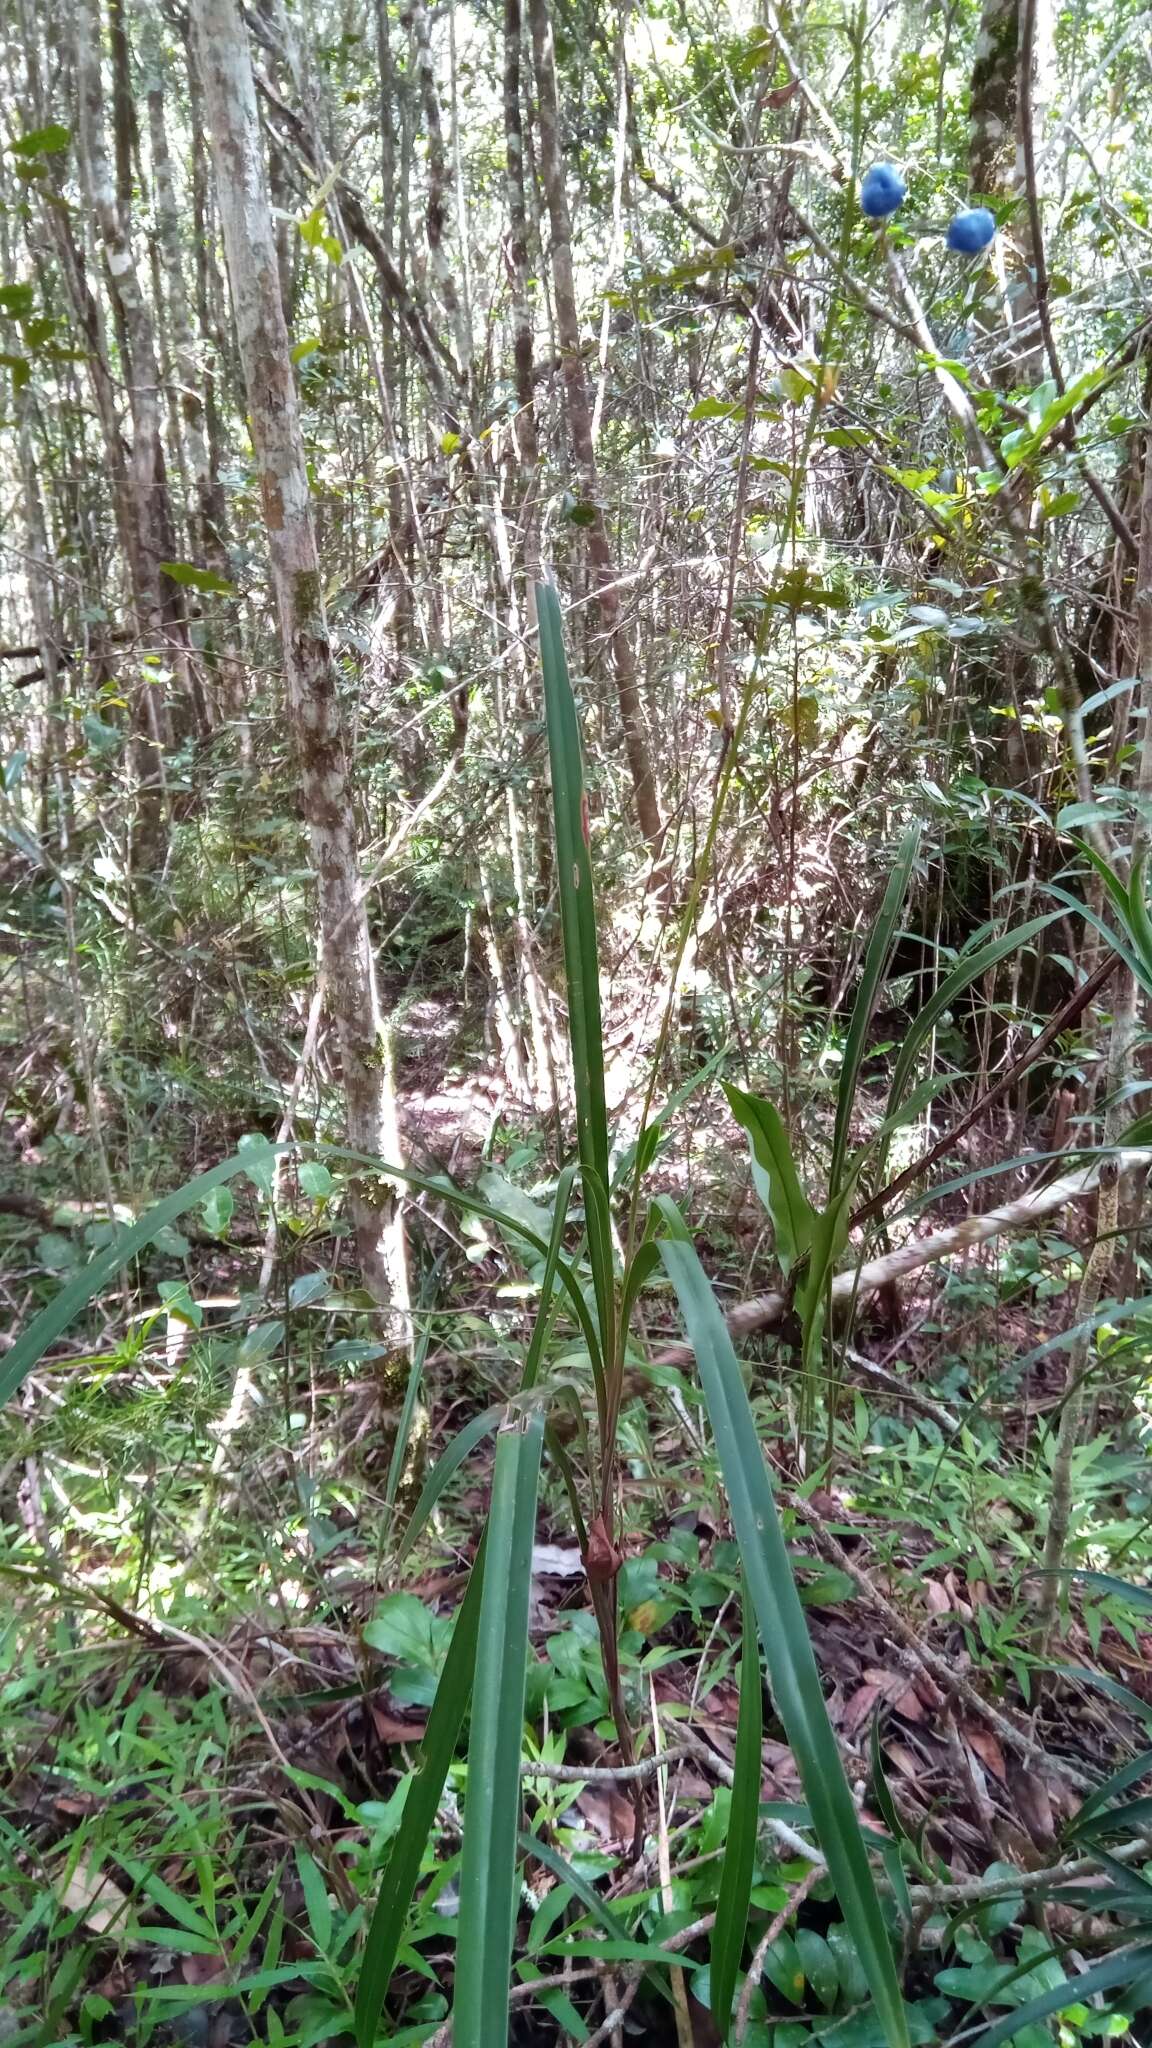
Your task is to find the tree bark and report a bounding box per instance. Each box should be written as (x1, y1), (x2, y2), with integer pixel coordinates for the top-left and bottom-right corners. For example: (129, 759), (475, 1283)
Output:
(70, 0), (182, 839)
(409, 0), (471, 383)
(503, 0), (539, 502)
(527, 0), (663, 860)
(191, 0), (408, 1314)
(969, 0), (1020, 199)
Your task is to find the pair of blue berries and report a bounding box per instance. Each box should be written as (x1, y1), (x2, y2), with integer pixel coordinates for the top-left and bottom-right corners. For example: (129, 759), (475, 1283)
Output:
(859, 162), (996, 253)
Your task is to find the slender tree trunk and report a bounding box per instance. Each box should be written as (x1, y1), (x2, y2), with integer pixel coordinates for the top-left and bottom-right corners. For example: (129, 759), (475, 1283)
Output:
(503, 0), (539, 529)
(527, 0), (663, 860)
(970, 0), (1020, 200)
(73, 0), (199, 810)
(409, 0), (471, 383)
(15, 392), (72, 845)
(146, 84), (224, 586)
(191, 0), (408, 1316)
(1035, 436), (1152, 1651)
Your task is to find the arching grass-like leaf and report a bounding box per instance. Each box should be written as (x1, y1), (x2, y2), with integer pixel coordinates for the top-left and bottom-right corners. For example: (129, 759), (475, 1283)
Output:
(658, 1227), (909, 2048)
(885, 909), (1062, 1131)
(966, 1945), (1152, 2048)
(5, 1147), (602, 1410)
(384, 1310), (436, 1514)
(1, 1149), (254, 1406)
(358, 1164), (573, 2039)
(831, 826), (919, 1195)
(393, 1403), (506, 1563)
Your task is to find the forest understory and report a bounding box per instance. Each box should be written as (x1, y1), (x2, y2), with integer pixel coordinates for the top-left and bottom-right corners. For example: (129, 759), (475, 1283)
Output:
(7, 0), (1152, 2043)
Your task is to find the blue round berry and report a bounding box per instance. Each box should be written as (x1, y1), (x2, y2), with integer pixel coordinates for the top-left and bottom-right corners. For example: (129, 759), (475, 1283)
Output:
(946, 207), (996, 253)
(860, 163), (907, 219)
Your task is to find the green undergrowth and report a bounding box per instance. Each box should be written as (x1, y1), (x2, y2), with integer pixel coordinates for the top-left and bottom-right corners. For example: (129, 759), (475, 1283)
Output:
(8, 597), (1152, 2047)
(5, 1182), (1152, 2047)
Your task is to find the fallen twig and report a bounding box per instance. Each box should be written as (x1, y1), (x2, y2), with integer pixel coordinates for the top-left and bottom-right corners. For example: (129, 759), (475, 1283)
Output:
(734, 1863), (823, 2042)
(652, 1150), (1152, 1369)
(520, 1747), (694, 1784)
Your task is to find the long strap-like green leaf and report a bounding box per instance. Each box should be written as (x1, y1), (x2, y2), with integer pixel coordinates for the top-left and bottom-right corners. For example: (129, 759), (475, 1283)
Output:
(709, 1572), (763, 2038)
(659, 1233), (909, 2048)
(354, 1531), (488, 2048)
(537, 580), (609, 1196)
(831, 826), (918, 1196)
(452, 1412), (545, 2048)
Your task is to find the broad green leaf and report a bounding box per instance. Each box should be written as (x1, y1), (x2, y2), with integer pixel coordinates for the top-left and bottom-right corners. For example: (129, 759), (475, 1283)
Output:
(724, 1084), (815, 1277)
(795, 1928), (840, 2009)
(690, 396), (744, 420)
(288, 1272), (328, 1308)
(238, 1132), (277, 1195)
(237, 1318), (283, 1361)
(9, 124), (70, 157)
(201, 1186), (234, 1237)
(158, 1281), (202, 1328)
(160, 560), (236, 595)
(363, 1592), (441, 1666)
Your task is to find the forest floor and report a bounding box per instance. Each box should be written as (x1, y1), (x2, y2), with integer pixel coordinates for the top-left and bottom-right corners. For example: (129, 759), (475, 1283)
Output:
(4, 979), (1152, 2048)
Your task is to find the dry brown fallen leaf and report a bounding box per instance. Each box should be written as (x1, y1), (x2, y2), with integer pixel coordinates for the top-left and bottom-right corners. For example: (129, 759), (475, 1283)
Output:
(54, 1856), (130, 1934)
(964, 1724), (1007, 1784)
(180, 1952), (230, 1985)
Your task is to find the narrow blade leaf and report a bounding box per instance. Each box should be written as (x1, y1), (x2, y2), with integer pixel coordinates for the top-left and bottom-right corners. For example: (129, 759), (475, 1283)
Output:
(659, 1235), (909, 2048)
(537, 580), (608, 1189)
(832, 828), (919, 1193)
(354, 1538), (487, 2048)
(710, 1573), (763, 2037)
(453, 1415), (545, 2048)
